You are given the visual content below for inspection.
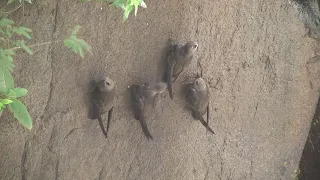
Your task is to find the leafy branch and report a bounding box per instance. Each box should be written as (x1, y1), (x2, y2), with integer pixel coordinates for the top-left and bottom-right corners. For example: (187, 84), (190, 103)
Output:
(7, 0), (32, 4)
(0, 17), (92, 129)
(0, 0), (148, 130)
(82, 0), (147, 22)
(111, 0), (147, 22)
(64, 25), (92, 58)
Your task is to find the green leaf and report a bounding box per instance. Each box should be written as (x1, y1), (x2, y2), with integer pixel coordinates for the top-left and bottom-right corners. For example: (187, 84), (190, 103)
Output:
(110, 0), (146, 21)
(132, 0), (146, 16)
(64, 25), (92, 58)
(0, 99), (13, 111)
(0, 49), (15, 72)
(131, 0), (139, 16)
(25, 0), (32, 3)
(139, 0), (147, 8)
(64, 37), (87, 58)
(112, 0), (126, 7)
(123, 4), (133, 22)
(7, 88), (28, 98)
(7, 0), (18, 5)
(0, 68), (14, 93)
(6, 29), (15, 38)
(0, 18), (14, 27)
(15, 40), (33, 55)
(8, 99), (32, 130)
(0, 99), (13, 105)
(14, 27), (32, 39)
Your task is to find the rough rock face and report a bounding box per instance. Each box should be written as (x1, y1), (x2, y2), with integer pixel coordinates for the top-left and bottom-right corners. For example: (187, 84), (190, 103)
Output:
(0, 0), (319, 179)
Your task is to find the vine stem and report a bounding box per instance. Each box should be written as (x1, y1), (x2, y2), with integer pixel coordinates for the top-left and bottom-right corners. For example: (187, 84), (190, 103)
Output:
(1, 3), (23, 14)
(8, 40), (62, 51)
(0, 94), (7, 99)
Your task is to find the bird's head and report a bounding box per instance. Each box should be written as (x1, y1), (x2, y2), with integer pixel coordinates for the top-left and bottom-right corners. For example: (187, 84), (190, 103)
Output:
(95, 76), (115, 92)
(184, 41), (198, 55)
(194, 78), (206, 91)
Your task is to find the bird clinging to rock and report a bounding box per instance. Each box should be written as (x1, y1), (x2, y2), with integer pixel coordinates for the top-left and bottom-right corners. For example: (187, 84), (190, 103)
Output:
(88, 75), (115, 138)
(165, 40), (198, 99)
(131, 82), (167, 140)
(185, 77), (215, 134)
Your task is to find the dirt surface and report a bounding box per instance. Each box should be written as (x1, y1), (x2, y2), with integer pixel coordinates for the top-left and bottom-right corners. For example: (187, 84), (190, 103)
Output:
(1, 0), (320, 179)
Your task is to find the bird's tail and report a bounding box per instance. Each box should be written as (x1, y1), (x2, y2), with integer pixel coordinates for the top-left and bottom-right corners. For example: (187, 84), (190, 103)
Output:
(88, 99), (99, 120)
(106, 107), (114, 133)
(196, 112), (215, 135)
(139, 113), (153, 140)
(98, 113), (108, 138)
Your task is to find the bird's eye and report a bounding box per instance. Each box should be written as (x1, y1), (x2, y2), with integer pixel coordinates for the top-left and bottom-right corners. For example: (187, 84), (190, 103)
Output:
(193, 44), (198, 49)
(106, 81), (110, 86)
(196, 81), (199, 85)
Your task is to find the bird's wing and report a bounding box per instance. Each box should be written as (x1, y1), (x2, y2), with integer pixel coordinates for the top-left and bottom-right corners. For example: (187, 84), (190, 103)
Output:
(167, 45), (179, 99)
(132, 85), (144, 119)
(132, 85), (153, 139)
(172, 51), (192, 82)
(88, 79), (96, 93)
(167, 62), (174, 99)
(167, 44), (179, 67)
(186, 88), (200, 110)
(88, 94), (100, 119)
(206, 103), (210, 126)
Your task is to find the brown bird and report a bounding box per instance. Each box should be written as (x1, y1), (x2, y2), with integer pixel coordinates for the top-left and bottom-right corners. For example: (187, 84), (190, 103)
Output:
(185, 77), (215, 134)
(165, 40), (198, 99)
(88, 75), (115, 138)
(131, 82), (167, 140)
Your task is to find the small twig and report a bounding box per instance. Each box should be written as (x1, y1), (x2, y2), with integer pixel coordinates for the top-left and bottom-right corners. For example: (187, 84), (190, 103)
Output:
(97, 0), (113, 5)
(22, 1), (25, 16)
(0, 94), (7, 99)
(1, 2), (23, 14)
(8, 40), (62, 51)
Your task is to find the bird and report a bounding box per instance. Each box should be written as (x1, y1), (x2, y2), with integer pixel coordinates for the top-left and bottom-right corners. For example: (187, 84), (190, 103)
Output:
(185, 77), (215, 134)
(131, 82), (167, 140)
(164, 40), (198, 99)
(88, 75), (115, 138)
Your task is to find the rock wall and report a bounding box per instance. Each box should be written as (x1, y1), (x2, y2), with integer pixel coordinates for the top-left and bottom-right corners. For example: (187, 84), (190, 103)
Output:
(0, 0), (319, 179)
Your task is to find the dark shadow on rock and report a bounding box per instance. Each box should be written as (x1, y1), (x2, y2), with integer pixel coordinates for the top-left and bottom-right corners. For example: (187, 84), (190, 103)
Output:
(289, 0), (320, 40)
(290, 1), (320, 179)
(298, 95), (320, 180)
